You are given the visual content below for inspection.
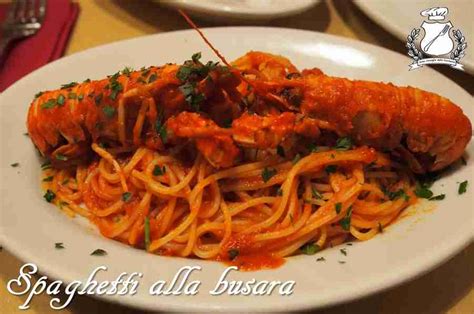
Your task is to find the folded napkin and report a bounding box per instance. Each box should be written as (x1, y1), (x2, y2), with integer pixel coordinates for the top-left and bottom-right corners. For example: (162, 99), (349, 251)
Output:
(0, 0), (79, 92)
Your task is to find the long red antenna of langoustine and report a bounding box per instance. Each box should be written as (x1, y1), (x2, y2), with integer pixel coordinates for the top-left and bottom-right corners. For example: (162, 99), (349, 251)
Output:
(177, 9), (255, 87)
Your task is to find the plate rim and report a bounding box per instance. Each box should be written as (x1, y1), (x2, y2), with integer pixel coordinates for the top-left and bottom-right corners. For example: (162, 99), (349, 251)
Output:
(1, 27), (473, 312)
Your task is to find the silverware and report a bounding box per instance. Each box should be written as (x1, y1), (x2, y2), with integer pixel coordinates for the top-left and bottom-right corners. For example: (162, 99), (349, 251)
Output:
(0, 0), (46, 63)
(423, 24), (450, 52)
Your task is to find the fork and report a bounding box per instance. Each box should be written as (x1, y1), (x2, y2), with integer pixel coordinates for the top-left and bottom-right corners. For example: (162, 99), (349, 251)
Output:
(0, 0), (46, 63)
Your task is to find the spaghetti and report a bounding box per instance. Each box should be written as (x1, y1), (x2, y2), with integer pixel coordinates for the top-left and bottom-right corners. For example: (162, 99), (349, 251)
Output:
(41, 143), (416, 270)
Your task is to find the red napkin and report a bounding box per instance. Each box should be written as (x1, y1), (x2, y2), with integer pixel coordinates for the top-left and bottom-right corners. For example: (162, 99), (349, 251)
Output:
(0, 0), (79, 92)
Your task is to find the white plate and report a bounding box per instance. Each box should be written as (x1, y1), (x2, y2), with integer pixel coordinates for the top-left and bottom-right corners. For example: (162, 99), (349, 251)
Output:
(0, 28), (473, 312)
(354, 0), (474, 74)
(158, 0), (320, 21)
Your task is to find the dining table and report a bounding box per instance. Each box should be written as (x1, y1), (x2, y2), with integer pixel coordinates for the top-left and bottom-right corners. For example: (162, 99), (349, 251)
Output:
(0, 1), (472, 313)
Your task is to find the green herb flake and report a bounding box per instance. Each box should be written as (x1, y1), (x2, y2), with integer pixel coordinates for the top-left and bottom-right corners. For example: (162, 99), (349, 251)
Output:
(325, 165), (337, 174)
(55, 242), (64, 249)
(262, 167), (277, 183)
(309, 143), (318, 152)
(228, 248), (239, 261)
(276, 145), (285, 158)
(41, 99), (56, 109)
(386, 189), (409, 201)
(340, 248), (347, 256)
(316, 257), (326, 262)
(192, 52), (202, 63)
(34, 91), (44, 98)
(55, 154), (68, 161)
(41, 161), (51, 170)
(60, 82), (78, 89)
(144, 216), (151, 250)
(56, 94), (66, 106)
(148, 73), (158, 83)
(340, 206), (353, 231)
(334, 137), (352, 150)
(338, 261), (346, 264)
(44, 189), (56, 202)
(153, 165), (166, 176)
(78, 94), (84, 101)
(335, 202), (342, 214)
(102, 106), (116, 118)
(122, 192), (132, 202)
(10, 162), (19, 167)
(42, 176), (54, 182)
(312, 187), (323, 199)
(83, 78), (91, 83)
(90, 249), (107, 256)
(94, 93), (103, 106)
(292, 153), (301, 165)
(429, 194), (445, 201)
(415, 185), (434, 199)
(458, 180), (468, 194)
(300, 243), (320, 255)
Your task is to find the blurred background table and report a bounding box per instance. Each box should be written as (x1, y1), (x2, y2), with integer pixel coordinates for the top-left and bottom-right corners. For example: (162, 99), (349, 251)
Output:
(1, 1), (473, 313)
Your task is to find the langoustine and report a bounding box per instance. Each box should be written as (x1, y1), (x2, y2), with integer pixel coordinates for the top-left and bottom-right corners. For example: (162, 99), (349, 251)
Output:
(26, 51), (472, 173)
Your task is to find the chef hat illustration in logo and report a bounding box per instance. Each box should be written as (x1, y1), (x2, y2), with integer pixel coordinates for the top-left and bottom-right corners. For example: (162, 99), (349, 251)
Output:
(419, 7), (453, 56)
(406, 7), (466, 71)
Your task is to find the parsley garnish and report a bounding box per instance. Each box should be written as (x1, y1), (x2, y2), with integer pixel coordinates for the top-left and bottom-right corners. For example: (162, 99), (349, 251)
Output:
(277, 145), (285, 158)
(144, 217), (150, 250)
(335, 202), (342, 214)
(155, 118), (167, 143)
(55, 242), (64, 249)
(335, 137), (352, 150)
(153, 165), (166, 176)
(90, 249), (107, 256)
(34, 91), (44, 98)
(41, 161), (51, 170)
(228, 248), (239, 261)
(102, 106), (116, 118)
(41, 99), (56, 109)
(60, 82), (78, 89)
(262, 167), (277, 183)
(340, 248), (347, 256)
(55, 154), (68, 161)
(42, 176), (54, 182)
(312, 187), (323, 199)
(316, 257), (326, 262)
(429, 194), (445, 201)
(340, 206), (352, 231)
(309, 143), (318, 152)
(325, 165), (337, 174)
(122, 192), (132, 202)
(300, 243), (320, 255)
(148, 73), (158, 83)
(292, 153), (301, 164)
(44, 190), (56, 202)
(56, 94), (65, 106)
(78, 94), (84, 101)
(458, 180), (468, 194)
(415, 184), (433, 199)
(386, 189), (409, 201)
(10, 162), (19, 167)
(192, 52), (202, 63)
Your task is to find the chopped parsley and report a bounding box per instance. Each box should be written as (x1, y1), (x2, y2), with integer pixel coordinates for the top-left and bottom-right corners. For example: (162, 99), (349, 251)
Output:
(316, 257), (326, 262)
(102, 106), (116, 118)
(122, 192), (132, 202)
(55, 242), (64, 249)
(192, 52), (202, 63)
(262, 167), (277, 183)
(55, 154), (68, 161)
(148, 73), (158, 83)
(109, 75), (123, 100)
(43, 190), (56, 202)
(340, 206), (353, 231)
(340, 248), (347, 256)
(42, 176), (54, 182)
(60, 82), (78, 89)
(276, 145), (285, 158)
(179, 82), (204, 111)
(94, 93), (103, 105)
(325, 165), (337, 174)
(90, 249), (107, 256)
(144, 217), (150, 250)
(78, 94), (84, 101)
(309, 143), (318, 152)
(41, 99), (56, 109)
(10, 162), (19, 167)
(458, 180), (468, 194)
(334, 137), (352, 150)
(292, 153), (301, 164)
(228, 248), (239, 261)
(312, 186), (323, 199)
(56, 94), (66, 106)
(153, 165), (166, 176)
(429, 194), (445, 201)
(415, 184), (434, 199)
(335, 202), (342, 214)
(300, 243), (320, 255)
(386, 189), (409, 201)
(34, 91), (44, 98)
(155, 118), (168, 143)
(41, 161), (52, 170)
